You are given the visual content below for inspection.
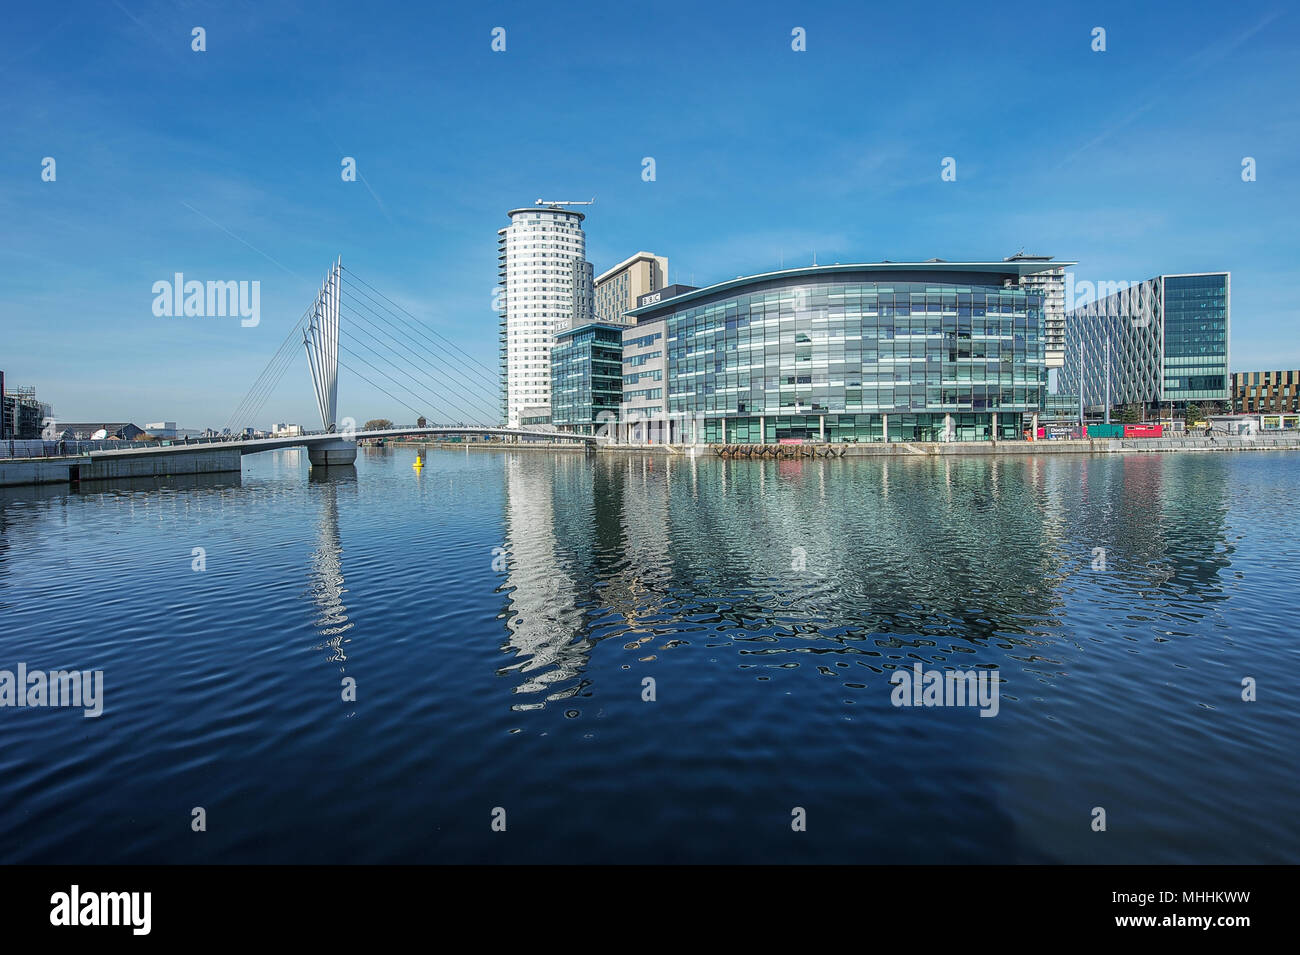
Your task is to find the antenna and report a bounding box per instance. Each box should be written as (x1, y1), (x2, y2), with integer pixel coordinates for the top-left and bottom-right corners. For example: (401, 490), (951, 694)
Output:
(534, 197), (596, 207)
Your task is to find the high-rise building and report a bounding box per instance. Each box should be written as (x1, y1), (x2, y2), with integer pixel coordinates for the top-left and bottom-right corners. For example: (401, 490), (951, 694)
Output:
(497, 204), (590, 427)
(568, 259), (594, 333)
(594, 252), (668, 325)
(1060, 272), (1230, 414)
(1004, 252), (1069, 370)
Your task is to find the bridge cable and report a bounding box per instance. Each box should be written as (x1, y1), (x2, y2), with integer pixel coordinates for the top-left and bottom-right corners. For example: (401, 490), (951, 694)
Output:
(340, 278), (502, 402)
(336, 334), (475, 427)
(335, 341), (463, 424)
(225, 329), (296, 432)
(341, 267), (500, 384)
(336, 356), (430, 425)
(341, 322), (494, 426)
(225, 301), (312, 430)
(338, 291), (500, 411)
(224, 304), (312, 433)
(239, 328), (307, 427)
(339, 303), (498, 424)
(231, 319), (311, 432)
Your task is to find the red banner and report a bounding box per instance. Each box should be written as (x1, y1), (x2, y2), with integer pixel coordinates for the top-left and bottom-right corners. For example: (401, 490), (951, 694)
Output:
(1123, 424), (1163, 438)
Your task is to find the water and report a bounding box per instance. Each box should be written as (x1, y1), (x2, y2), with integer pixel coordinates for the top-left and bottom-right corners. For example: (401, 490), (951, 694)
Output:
(1, 447), (1297, 863)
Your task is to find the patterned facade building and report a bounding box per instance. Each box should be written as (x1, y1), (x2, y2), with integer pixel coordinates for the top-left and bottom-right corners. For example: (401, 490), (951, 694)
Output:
(1233, 370), (1299, 413)
(1062, 273), (1229, 413)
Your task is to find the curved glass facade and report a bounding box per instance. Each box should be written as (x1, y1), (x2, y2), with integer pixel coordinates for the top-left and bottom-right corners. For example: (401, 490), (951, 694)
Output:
(639, 271), (1045, 442)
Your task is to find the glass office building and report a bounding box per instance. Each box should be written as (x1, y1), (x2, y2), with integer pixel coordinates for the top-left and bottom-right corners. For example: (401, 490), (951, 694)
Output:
(1163, 274), (1230, 404)
(550, 322), (624, 435)
(1042, 393), (1082, 421)
(623, 262), (1052, 443)
(1061, 273), (1229, 413)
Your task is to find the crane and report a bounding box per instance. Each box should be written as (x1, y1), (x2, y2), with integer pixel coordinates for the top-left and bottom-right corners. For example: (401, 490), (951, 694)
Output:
(534, 197), (595, 207)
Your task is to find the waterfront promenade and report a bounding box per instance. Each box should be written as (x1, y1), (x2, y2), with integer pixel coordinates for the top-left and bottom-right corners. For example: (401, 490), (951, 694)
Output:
(369, 434), (1300, 458)
(4, 433), (1297, 489)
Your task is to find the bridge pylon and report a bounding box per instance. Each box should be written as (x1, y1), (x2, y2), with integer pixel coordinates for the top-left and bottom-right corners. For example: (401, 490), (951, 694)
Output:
(304, 258), (342, 432)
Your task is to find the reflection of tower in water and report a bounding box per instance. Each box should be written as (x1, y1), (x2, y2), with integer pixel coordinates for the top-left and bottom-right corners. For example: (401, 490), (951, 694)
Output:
(499, 455), (590, 708)
(308, 469), (354, 666)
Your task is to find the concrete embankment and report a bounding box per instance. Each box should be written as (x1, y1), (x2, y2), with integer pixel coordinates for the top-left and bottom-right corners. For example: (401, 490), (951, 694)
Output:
(342, 435), (1300, 458)
(392, 436), (1300, 457)
(596, 436), (1300, 457)
(0, 447), (243, 488)
(839, 436), (1300, 456)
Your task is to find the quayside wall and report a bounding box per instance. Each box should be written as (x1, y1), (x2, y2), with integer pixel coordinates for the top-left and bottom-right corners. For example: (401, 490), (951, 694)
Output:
(0, 448), (243, 488)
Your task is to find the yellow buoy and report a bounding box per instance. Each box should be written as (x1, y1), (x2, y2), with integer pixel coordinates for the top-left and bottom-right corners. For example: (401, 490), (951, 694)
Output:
(413, 453), (423, 469)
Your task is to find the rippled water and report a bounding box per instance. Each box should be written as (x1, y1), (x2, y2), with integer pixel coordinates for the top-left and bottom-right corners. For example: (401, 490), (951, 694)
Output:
(1, 446), (1297, 863)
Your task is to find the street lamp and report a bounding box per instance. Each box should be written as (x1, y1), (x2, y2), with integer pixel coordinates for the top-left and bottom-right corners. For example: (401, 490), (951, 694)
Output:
(1104, 336), (1111, 425)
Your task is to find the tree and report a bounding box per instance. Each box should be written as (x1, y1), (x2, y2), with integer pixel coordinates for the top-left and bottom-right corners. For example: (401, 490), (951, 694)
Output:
(1185, 403), (1203, 426)
(1119, 403), (1142, 424)
(364, 418), (394, 431)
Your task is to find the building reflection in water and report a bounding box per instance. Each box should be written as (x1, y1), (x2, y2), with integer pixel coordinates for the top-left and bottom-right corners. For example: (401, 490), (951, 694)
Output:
(1060, 452), (1233, 597)
(497, 454), (591, 709)
(497, 452), (683, 709)
(308, 467), (355, 678)
(603, 455), (675, 636)
(495, 450), (1236, 705)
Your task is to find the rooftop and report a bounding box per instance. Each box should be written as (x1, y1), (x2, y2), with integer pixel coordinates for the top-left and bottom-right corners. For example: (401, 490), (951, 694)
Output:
(594, 251), (665, 284)
(627, 260), (1079, 317)
(505, 206), (586, 222)
(556, 320), (627, 340)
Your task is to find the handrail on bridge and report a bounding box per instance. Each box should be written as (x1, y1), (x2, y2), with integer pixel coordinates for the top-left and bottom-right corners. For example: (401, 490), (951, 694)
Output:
(1, 426), (599, 460)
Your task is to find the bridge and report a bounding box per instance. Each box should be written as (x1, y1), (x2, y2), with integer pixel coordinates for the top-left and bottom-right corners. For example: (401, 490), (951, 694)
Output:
(62, 425), (596, 464)
(216, 258), (600, 467)
(2, 260), (600, 487)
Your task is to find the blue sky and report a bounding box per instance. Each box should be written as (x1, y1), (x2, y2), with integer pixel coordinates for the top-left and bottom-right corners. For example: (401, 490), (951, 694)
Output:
(2, 0), (1297, 428)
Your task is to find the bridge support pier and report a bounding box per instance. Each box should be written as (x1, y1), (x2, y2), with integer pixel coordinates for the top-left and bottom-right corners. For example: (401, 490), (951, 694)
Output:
(308, 438), (358, 468)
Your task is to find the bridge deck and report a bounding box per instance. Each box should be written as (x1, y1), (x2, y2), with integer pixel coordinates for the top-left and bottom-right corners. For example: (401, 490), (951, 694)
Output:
(63, 427), (598, 460)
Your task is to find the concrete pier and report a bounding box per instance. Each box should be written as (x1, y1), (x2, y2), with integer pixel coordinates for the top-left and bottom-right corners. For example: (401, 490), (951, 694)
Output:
(307, 439), (358, 468)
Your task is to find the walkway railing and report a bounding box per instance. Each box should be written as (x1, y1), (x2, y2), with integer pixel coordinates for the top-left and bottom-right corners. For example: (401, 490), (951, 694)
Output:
(1, 424), (589, 460)
(0, 436), (251, 459)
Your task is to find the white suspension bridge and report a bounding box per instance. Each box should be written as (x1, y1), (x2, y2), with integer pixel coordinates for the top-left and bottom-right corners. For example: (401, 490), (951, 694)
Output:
(222, 257), (597, 467)
(0, 260), (595, 488)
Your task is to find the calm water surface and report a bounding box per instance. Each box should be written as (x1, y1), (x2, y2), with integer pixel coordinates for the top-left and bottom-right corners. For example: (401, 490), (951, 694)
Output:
(1, 447), (1297, 863)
